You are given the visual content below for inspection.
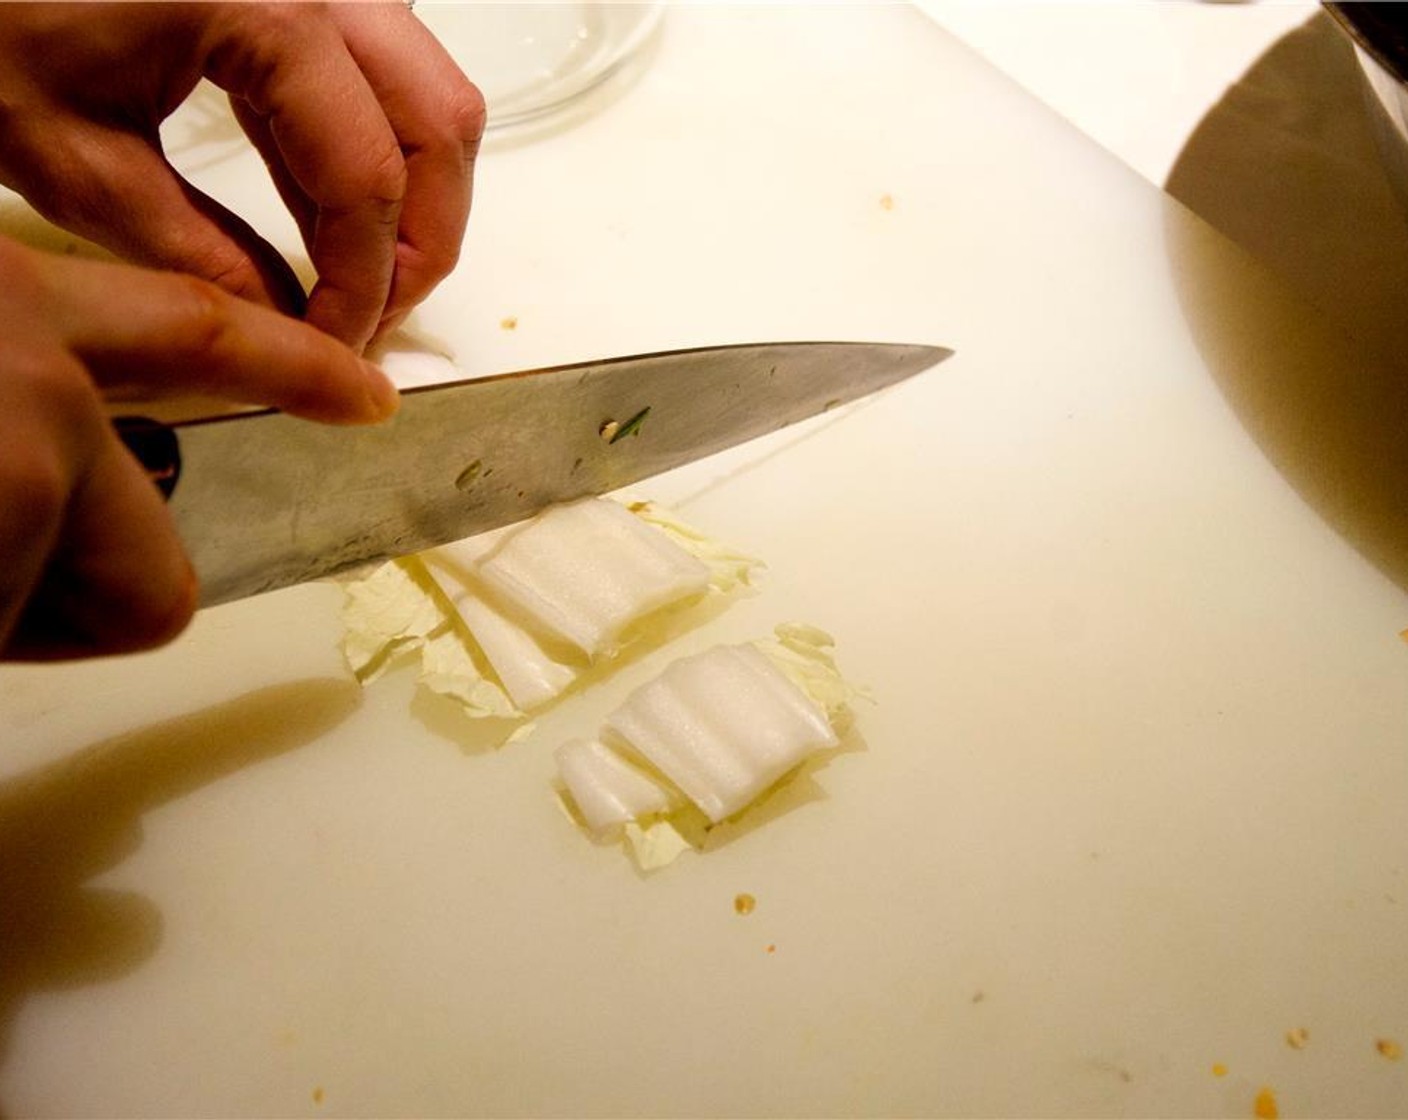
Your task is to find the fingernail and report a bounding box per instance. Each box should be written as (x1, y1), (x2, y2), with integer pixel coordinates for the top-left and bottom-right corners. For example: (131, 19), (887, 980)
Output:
(363, 362), (401, 420)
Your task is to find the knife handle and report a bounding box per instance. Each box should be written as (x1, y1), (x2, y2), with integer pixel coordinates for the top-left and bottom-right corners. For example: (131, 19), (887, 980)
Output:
(113, 416), (182, 499)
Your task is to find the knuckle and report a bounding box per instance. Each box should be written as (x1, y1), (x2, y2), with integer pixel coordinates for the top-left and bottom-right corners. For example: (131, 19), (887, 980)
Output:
(400, 237), (459, 288)
(363, 141), (409, 211)
(165, 273), (243, 357)
(444, 82), (488, 151)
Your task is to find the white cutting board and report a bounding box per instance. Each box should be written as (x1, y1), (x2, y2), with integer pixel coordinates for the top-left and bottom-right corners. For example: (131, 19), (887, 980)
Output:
(1, 6), (1406, 1117)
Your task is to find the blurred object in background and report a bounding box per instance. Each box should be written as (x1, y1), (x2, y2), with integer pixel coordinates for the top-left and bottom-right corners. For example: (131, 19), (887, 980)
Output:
(415, 2), (662, 132)
(1325, 3), (1408, 222)
(1167, 7), (1408, 369)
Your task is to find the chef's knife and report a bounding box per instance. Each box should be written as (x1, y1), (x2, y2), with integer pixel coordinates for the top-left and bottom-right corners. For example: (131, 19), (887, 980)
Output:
(117, 340), (951, 607)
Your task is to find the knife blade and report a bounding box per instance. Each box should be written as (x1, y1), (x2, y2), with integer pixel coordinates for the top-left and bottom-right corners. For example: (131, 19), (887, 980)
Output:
(117, 340), (951, 607)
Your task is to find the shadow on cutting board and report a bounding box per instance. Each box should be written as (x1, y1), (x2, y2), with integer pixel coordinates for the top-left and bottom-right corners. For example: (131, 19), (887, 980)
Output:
(0, 678), (360, 1102)
(1163, 11), (1408, 593)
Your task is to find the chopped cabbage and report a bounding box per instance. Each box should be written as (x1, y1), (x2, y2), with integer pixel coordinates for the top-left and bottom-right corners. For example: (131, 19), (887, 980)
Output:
(554, 625), (861, 870)
(422, 555), (577, 711)
(553, 738), (677, 836)
(626, 499), (765, 594)
(604, 643), (838, 823)
(340, 559), (446, 683)
(416, 626), (519, 719)
(339, 498), (762, 731)
(751, 622), (870, 732)
(439, 497), (711, 657)
(622, 820), (696, 872)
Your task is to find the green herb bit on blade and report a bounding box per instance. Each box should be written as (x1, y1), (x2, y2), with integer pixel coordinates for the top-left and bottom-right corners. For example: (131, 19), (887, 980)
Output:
(608, 406), (651, 444)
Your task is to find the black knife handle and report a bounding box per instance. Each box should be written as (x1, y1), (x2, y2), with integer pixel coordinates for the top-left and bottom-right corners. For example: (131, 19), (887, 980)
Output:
(113, 416), (181, 499)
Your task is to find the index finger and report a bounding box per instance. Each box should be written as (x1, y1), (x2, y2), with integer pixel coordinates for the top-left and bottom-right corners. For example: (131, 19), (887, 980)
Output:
(43, 254), (400, 425)
(206, 7), (407, 352)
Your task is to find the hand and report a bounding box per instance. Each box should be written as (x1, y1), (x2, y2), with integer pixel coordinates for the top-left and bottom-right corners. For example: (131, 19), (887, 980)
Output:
(0, 2), (485, 353)
(0, 235), (401, 662)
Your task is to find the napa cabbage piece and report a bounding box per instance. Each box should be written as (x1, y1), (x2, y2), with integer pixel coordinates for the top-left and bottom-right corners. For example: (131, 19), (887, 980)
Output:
(338, 497), (762, 725)
(604, 643), (838, 823)
(416, 626), (519, 719)
(554, 625), (861, 870)
(622, 819), (698, 872)
(340, 559), (445, 683)
(626, 499), (766, 594)
(437, 497), (712, 657)
(421, 557), (577, 712)
(553, 738), (679, 835)
(753, 622), (869, 732)
(339, 563), (521, 721)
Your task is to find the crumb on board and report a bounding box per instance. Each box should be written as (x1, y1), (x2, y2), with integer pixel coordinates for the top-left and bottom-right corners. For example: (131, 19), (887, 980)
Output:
(1399, 626), (1408, 644)
(879, 193), (894, 211)
(1211, 1063), (1228, 1078)
(1377, 1038), (1403, 1061)
(1286, 1027), (1310, 1050)
(1254, 1085), (1279, 1120)
(765, 943), (776, 954)
(499, 315), (518, 330)
(312, 1087), (325, 1105)
(734, 892), (756, 916)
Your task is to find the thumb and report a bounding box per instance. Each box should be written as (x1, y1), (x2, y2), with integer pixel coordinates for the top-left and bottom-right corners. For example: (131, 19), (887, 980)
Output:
(26, 124), (306, 316)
